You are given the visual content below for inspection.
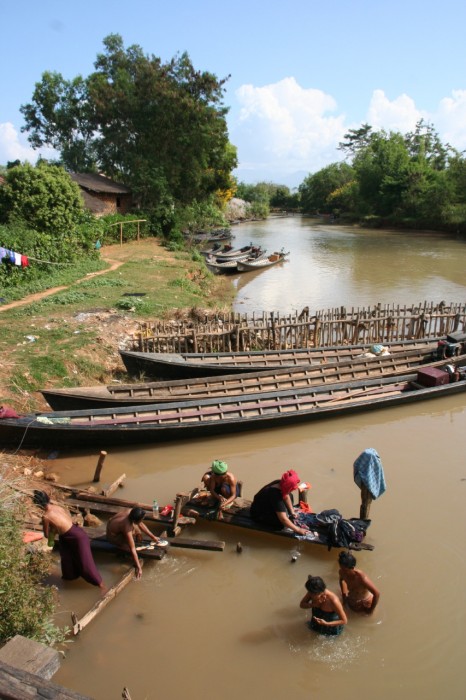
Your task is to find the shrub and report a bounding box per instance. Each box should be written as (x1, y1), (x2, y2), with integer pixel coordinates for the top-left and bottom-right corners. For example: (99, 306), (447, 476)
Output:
(0, 470), (68, 645)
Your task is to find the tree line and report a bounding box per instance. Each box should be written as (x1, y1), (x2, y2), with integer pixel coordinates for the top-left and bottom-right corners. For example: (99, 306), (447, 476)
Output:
(298, 121), (466, 232)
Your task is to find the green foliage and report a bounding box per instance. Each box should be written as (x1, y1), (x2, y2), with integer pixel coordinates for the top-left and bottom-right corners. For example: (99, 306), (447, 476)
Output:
(299, 162), (355, 214)
(115, 296), (151, 313)
(0, 226), (104, 295)
(174, 198), (227, 236)
(302, 121), (466, 231)
(21, 34), (238, 223)
(0, 475), (66, 645)
(0, 161), (84, 235)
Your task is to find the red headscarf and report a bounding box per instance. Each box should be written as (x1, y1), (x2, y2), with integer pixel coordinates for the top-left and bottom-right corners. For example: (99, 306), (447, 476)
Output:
(280, 469), (300, 497)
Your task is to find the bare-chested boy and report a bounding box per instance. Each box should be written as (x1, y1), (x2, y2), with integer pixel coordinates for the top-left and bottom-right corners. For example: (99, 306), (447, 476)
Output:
(106, 507), (167, 580)
(33, 490), (106, 593)
(200, 460), (239, 511)
(338, 551), (380, 614)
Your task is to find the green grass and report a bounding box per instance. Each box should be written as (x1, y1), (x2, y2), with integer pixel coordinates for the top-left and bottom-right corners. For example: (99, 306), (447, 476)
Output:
(0, 243), (235, 411)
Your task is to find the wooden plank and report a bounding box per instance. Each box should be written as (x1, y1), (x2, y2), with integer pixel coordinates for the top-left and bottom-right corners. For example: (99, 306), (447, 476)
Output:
(0, 660), (92, 699)
(181, 492), (373, 551)
(72, 564), (140, 635)
(0, 636), (61, 681)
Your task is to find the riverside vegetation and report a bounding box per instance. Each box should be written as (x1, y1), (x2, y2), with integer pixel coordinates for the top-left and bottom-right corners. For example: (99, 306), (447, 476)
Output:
(0, 238), (235, 415)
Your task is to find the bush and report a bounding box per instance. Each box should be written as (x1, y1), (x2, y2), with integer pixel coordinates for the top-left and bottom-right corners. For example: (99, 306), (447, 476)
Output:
(0, 161), (83, 235)
(0, 470), (67, 645)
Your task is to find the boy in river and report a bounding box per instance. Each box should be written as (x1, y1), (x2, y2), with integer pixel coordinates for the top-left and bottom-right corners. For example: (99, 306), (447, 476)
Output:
(200, 460), (239, 511)
(33, 490), (107, 594)
(106, 507), (167, 580)
(338, 551), (380, 614)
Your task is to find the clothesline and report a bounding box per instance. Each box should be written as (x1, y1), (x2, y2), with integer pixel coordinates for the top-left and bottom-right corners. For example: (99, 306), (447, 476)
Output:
(0, 247), (74, 267)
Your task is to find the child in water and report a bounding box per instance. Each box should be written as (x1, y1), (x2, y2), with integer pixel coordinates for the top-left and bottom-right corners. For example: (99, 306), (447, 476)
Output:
(338, 551), (380, 614)
(300, 575), (347, 636)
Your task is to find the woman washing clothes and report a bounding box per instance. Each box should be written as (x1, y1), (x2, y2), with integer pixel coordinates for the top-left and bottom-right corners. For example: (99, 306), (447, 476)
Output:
(250, 469), (308, 536)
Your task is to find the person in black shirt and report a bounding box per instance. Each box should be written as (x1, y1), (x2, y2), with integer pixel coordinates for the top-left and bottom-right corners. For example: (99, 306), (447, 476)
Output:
(250, 469), (308, 535)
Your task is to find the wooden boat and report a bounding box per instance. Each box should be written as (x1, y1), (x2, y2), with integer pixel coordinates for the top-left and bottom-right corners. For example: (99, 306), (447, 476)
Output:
(41, 348), (459, 410)
(119, 337), (445, 379)
(205, 248), (267, 274)
(192, 228), (232, 243)
(3, 365), (466, 448)
(236, 250), (289, 271)
(201, 244), (261, 260)
(205, 256), (241, 274)
(177, 489), (373, 551)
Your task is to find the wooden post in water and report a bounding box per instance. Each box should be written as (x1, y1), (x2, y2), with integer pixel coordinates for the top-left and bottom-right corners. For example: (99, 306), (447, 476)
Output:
(93, 451), (107, 482)
(359, 485), (373, 520)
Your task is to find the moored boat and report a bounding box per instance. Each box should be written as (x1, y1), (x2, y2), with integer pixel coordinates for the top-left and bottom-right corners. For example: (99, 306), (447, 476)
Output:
(119, 337), (446, 380)
(3, 364), (466, 448)
(236, 250), (289, 272)
(41, 348), (462, 410)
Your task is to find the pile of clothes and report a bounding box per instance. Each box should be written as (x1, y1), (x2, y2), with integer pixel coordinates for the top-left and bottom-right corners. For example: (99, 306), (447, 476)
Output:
(295, 508), (370, 549)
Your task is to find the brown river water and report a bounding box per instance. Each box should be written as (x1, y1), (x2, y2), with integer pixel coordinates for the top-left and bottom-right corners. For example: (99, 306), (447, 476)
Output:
(50, 219), (466, 700)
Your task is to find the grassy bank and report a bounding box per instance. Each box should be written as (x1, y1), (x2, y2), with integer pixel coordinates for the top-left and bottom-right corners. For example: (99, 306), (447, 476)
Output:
(0, 238), (235, 413)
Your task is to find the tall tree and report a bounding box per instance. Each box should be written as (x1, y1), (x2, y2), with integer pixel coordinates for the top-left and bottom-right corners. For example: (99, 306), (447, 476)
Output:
(299, 162), (355, 214)
(21, 35), (237, 213)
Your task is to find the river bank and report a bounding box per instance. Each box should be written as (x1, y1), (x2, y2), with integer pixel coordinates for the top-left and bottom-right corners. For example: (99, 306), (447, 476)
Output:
(0, 238), (235, 414)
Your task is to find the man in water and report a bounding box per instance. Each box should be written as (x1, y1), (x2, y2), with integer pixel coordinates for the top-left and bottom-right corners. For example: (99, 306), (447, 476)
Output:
(338, 551), (380, 613)
(300, 575), (347, 636)
(106, 507), (167, 580)
(33, 490), (106, 593)
(200, 459), (239, 511)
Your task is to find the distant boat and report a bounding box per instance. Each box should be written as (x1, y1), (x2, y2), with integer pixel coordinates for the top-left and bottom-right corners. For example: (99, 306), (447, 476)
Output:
(201, 244), (261, 260)
(236, 250), (289, 272)
(206, 247), (266, 274)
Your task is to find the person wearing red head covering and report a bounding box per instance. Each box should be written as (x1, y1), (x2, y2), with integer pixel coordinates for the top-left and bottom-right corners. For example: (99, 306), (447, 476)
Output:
(250, 469), (309, 535)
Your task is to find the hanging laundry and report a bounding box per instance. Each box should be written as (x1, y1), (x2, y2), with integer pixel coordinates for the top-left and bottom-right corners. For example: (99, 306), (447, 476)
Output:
(21, 255), (29, 267)
(14, 252), (21, 266)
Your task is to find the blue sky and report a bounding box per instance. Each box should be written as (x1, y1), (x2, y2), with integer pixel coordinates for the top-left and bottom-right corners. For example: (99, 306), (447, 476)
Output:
(2, 0), (466, 187)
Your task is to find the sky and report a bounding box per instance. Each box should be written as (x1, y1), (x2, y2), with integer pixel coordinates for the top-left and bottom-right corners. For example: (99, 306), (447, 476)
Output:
(2, 0), (466, 188)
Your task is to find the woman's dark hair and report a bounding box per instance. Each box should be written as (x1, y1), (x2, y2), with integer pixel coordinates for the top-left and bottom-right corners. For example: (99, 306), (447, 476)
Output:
(305, 576), (326, 594)
(129, 507), (145, 523)
(33, 490), (50, 507)
(339, 551), (356, 569)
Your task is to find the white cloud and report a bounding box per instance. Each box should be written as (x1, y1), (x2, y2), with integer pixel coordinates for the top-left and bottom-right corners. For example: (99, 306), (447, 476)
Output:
(366, 89), (425, 133)
(0, 122), (56, 164)
(436, 90), (466, 150)
(231, 77), (347, 182)
(230, 80), (466, 185)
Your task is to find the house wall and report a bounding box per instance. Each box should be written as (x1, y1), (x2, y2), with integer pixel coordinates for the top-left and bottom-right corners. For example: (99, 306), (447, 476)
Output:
(92, 192), (132, 217)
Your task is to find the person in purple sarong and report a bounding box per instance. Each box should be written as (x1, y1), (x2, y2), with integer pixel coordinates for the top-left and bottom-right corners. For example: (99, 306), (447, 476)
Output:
(33, 490), (107, 594)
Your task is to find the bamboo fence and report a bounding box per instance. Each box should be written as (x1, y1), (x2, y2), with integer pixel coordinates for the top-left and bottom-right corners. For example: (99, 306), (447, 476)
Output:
(131, 301), (466, 353)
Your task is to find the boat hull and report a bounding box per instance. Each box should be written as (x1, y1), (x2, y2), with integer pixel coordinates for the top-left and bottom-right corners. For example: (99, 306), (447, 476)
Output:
(119, 339), (441, 379)
(4, 373), (466, 449)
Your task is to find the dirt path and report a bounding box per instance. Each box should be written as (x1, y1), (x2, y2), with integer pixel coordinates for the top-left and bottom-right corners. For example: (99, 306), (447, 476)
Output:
(0, 258), (124, 313)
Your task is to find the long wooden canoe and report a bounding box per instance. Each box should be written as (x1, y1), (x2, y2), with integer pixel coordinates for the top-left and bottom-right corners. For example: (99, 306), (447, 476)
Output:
(41, 348), (463, 410)
(3, 366), (466, 448)
(177, 489), (373, 551)
(119, 337), (447, 379)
